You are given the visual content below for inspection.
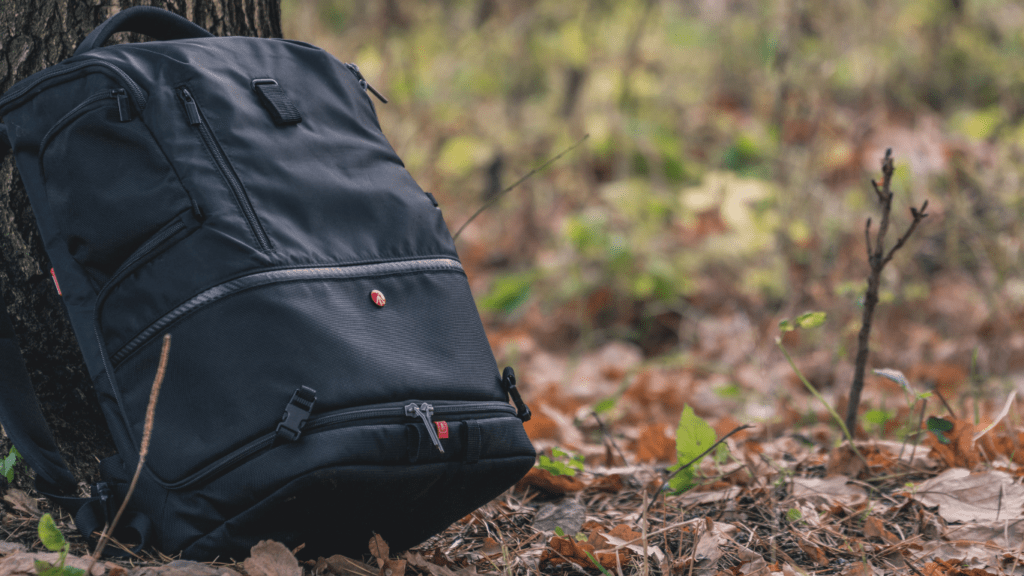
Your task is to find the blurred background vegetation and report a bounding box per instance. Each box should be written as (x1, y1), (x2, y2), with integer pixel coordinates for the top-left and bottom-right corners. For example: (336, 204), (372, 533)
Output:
(281, 0), (1024, 392)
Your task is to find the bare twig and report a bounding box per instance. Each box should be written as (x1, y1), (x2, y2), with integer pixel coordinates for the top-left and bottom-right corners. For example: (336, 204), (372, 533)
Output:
(87, 334), (171, 570)
(845, 149), (929, 437)
(452, 135), (589, 241)
(592, 411), (630, 466)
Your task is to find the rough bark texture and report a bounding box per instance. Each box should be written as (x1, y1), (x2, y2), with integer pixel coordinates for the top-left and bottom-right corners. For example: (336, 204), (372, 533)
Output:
(0, 0), (280, 483)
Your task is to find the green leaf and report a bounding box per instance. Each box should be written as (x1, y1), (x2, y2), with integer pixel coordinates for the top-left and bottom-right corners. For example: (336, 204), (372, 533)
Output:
(536, 454), (580, 477)
(582, 551), (615, 576)
(794, 311), (826, 329)
(862, 409), (893, 426)
(927, 416), (954, 445)
(38, 514), (66, 552)
(35, 560), (60, 576)
(593, 397), (617, 414)
(574, 532), (588, 542)
(927, 417), (954, 432)
(667, 465), (695, 494)
(479, 272), (536, 314)
(786, 508), (802, 522)
(676, 405), (716, 462)
(554, 526), (565, 537)
(778, 319), (794, 332)
(1, 446), (19, 483)
(62, 568), (86, 576)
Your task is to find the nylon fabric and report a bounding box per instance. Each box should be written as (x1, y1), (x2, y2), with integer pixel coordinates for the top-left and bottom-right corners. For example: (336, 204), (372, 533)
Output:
(0, 5), (534, 560)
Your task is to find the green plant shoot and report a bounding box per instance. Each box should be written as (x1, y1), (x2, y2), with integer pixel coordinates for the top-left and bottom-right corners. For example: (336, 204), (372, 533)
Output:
(1, 446), (20, 482)
(536, 447), (584, 476)
(927, 416), (954, 444)
(35, 514), (85, 576)
(667, 405), (716, 494)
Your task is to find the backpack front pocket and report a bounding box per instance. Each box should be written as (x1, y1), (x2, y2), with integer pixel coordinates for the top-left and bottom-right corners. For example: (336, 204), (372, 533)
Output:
(40, 90), (199, 284)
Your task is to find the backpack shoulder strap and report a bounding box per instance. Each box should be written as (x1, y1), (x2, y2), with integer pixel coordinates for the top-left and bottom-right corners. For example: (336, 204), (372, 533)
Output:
(0, 287), (80, 495)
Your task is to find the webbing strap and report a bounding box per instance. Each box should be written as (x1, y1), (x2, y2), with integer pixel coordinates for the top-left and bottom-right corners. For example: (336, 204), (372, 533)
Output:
(252, 80), (301, 126)
(0, 288), (79, 493)
(0, 124), (10, 156)
(0, 282), (149, 555)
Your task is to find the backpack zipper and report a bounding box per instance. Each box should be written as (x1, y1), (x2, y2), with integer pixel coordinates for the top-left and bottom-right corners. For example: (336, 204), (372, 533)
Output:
(107, 257), (464, 365)
(177, 87), (272, 251)
(38, 90), (127, 178)
(0, 60), (146, 116)
(343, 63), (388, 104)
(166, 401), (516, 489)
(107, 218), (188, 284)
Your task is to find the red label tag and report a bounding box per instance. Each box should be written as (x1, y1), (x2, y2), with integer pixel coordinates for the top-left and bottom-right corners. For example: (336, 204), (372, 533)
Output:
(50, 268), (62, 296)
(435, 421), (449, 439)
(370, 289), (386, 307)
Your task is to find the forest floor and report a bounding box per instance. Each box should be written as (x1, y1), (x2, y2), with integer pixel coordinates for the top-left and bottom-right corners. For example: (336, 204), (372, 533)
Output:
(7, 2), (1024, 575)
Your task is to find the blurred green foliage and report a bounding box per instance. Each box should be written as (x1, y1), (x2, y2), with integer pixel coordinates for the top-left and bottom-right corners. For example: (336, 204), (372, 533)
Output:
(283, 0), (1024, 355)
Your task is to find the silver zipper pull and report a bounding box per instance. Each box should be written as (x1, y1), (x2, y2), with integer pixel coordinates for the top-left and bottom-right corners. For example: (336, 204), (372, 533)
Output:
(179, 89), (201, 125)
(112, 89), (131, 122)
(405, 402), (444, 453)
(344, 63), (389, 104)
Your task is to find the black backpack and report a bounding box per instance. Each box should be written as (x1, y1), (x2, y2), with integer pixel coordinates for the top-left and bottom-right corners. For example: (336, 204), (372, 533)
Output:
(0, 7), (535, 559)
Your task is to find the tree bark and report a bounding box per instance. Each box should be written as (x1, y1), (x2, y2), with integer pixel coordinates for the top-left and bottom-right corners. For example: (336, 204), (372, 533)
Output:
(0, 0), (280, 483)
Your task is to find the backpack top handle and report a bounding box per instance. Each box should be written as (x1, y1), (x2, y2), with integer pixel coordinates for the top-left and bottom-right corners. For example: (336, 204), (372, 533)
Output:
(74, 6), (215, 57)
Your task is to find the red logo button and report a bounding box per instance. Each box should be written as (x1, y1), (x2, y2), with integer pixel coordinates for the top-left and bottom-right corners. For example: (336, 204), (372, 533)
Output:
(370, 289), (386, 307)
(435, 421), (449, 439)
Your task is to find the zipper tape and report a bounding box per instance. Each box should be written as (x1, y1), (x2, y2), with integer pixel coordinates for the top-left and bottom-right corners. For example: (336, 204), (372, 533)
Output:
(165, 401), (516, 489)
(109, 258), (464, 364)
(0, 60), (146, 116)
(178, 87), (272, 251)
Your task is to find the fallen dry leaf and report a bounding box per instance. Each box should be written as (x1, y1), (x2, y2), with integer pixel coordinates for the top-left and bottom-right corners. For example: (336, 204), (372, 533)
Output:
(862, 517), (900, 545)
(2, 489), (40, 517)
(825, 445), (865, 478)
(587, 473), (624, 493)
(403, 553), (457, 576)
(315, 555), (378, 576)
(128, 560), (241, 576)
(540, 535), (629, 570)
(635, 424), (676, 463)
(790, 475), (868, 508)
(796, 541), (829, 566)
(0, 551), (110, 576)
(369, 535), (390, 564)
(514, 467), (585, 494)
(924, 418), (981, 469)
(378, 559), (405, 576)
(243, 541), (301, 576)
(480, 538), (502, 556)
(914, 468), (1024, 523)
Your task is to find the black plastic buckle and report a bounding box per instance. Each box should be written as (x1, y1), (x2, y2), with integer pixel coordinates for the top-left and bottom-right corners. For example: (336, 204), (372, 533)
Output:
(502, 367), (531, 422)
(276, 386), (317, 442)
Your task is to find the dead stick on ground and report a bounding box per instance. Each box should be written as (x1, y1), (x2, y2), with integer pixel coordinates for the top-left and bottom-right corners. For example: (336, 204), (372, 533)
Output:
(451, 135), (589, 241)
(87, 334), (171, 571)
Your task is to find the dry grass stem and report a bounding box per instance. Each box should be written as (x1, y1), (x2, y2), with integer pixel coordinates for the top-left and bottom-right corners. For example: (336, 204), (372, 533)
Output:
(87, 334), (172, 570)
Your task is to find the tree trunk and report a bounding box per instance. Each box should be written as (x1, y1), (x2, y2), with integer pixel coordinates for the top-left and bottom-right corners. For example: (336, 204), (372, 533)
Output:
(0, 0), (280, 484)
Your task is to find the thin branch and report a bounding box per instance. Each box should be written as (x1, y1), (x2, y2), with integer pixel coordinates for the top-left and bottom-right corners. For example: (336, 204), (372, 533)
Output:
(881, 201), (929, 267)
(845, 149), (927, 437)
(664, 424), (753, 482)
(864, 218), (872, 259)
(591, 411), (630, 466)
(87, 334), (171, 569)
(452, 135), (589, 241)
